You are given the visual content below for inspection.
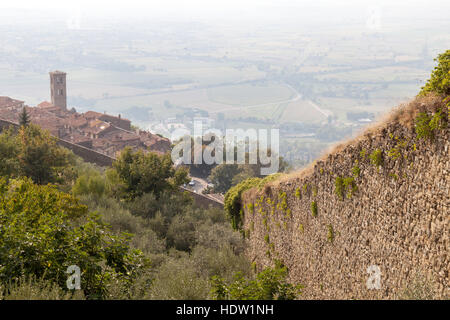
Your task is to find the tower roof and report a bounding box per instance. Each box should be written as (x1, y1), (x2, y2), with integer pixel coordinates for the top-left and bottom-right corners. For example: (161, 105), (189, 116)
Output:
(49, 70), (66, 75)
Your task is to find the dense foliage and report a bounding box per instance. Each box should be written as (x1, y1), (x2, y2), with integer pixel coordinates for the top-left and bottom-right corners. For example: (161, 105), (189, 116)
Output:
(211, 265), (302, 300)
(420, 50), (450, 97)
(208, 151), (289, 194)
(0, 125), (299, 300)
(113, 147), (189, 200)
(224, 174), (281, 231)
(0, 178), (147, 299)
(0, 124), (75, 184)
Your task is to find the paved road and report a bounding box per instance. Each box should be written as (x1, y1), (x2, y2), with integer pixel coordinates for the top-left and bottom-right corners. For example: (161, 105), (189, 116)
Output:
(183, 176), (209, 194)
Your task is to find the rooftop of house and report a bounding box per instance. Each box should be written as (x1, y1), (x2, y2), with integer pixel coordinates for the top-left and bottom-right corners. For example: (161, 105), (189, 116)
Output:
(0, 96), (24, 108)
(1, 96), (171, 155)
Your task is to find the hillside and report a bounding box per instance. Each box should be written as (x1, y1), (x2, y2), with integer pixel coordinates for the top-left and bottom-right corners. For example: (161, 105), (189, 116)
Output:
(233, 94), (448, 299)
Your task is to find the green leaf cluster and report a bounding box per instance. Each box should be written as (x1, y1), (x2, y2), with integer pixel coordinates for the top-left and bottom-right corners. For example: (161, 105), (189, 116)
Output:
(210, 266), (302, 300)
(0, 178), (148, 299)
(420, 50), (450, 96)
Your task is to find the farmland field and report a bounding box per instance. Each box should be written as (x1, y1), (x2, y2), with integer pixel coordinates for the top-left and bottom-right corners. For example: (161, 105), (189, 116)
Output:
(206, 83), (295, 106)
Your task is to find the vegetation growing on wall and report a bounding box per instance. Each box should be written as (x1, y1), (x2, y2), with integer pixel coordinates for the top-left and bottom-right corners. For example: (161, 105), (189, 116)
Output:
(369, 149), (383, 168)
(335, 177), (344, 200)
(224, 174), (280, 231)
(310, 201), (318, 217)
(327, 224), (334, 243)
(415, 109), (448, 139)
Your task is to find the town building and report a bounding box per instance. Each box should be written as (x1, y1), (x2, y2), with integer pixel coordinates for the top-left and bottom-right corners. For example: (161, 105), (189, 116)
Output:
(0, 71), (171, 157)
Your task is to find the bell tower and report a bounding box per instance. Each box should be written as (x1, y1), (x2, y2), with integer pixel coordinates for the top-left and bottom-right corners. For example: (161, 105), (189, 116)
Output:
(49, 70), (67, 110)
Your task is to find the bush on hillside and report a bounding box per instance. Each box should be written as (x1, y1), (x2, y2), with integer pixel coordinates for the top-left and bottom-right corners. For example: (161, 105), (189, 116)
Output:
(420, 50), (450, 97)
(0, 178), (148, 299)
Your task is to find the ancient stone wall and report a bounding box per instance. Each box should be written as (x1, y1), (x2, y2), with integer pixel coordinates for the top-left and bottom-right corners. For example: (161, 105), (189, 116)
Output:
(181, 187), (224, 210)
(241, 116), (449, 299)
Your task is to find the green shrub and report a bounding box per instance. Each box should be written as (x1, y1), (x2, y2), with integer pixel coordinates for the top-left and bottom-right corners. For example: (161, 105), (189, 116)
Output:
(0, 124), (75, 185)
(224, 175), (280, 231)
(195, 223), (246, 255)
(327, 225), (334, 243)
(343, 177), (357, 199)
(210, 266), (303, 300)
(420, 50), (450, 96)
(145, 258), (210, 300)
(359, 149), (367, 160)
(370, 149), (383, 167)
(295, 187), (301, 199)
(166, 214), (197, 252)
(286, 208), (292, 218)
(336, 176), (357, 199)
(352, 165), (360, 177)
(312, 186), (318, 197)
(80, 195), (166, 255)
(0, 275), (85, 300)
(310, 201), (318, 217)
(113, 147), (189, 200)
(389, 172), (399, 180)
(415, 109), (447, 140)
(191, 245), (251, 282)
(0, 178), (148, 299)
(398, 273), (436, 300)
(72, 172), (107, 198)
(335, 177), (344, 200)
(415, 112), (434, 139)
(277, 191), (288, 211)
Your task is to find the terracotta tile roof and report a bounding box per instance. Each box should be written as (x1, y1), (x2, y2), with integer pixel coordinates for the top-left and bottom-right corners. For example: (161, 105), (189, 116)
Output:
(37, 101), (54, 108)
(84, 111), (104, 119)
(1, 97), (172, 156)
(0, 96), (24, 109)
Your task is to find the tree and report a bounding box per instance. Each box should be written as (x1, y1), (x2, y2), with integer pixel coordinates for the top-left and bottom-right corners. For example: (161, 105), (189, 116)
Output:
(420, 50), (450, 97)
(0, 126), (20, 179)
(208, 151), (290, 194)
(0, 178), (148, 299)
(209, 163), (241, 193)
(17, 124), (74, 184)
(0, 124), (74, 184)
(113, 147), (189, 200)
(19, 107), (30, 127)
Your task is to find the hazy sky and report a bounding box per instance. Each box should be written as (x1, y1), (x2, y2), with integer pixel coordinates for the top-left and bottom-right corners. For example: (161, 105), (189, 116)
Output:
(2, 0), (450, 22)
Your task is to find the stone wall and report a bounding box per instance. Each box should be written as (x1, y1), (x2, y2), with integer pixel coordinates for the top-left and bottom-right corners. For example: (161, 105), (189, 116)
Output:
(241, 110), (449, 299)
(181, 187), (224, 210)
(57, 138), (114, 166)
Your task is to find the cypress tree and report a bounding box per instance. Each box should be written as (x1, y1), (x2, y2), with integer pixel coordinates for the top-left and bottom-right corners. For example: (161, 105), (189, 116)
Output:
(19, 107), (30, 127)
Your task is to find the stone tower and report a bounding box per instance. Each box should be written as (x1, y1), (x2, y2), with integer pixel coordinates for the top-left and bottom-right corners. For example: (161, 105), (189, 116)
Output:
(49, 70), (67, 110)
